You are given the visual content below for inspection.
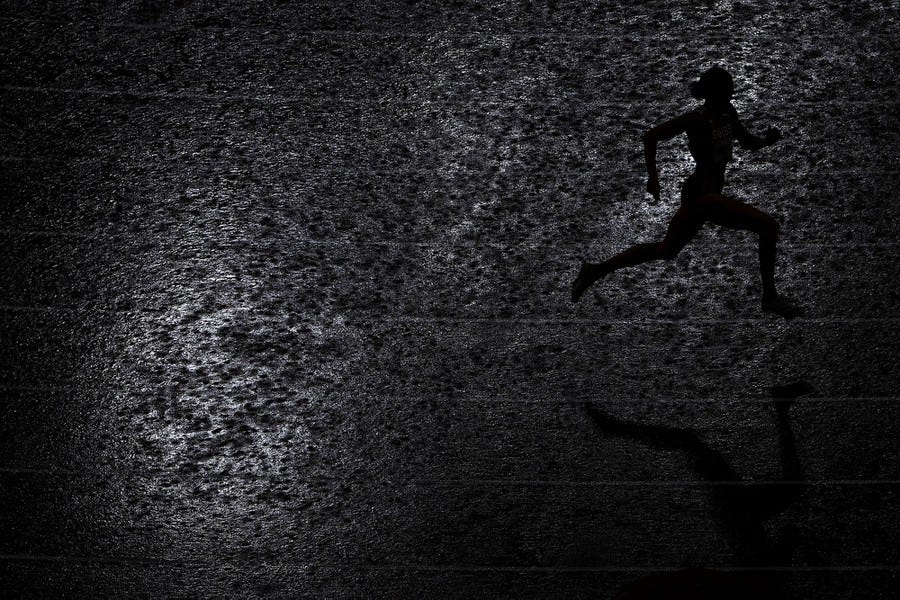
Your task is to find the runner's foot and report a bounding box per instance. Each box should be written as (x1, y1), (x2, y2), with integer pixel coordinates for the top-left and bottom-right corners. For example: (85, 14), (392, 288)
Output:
(762, 294), (802, 319)
(571, 262), (605, 303)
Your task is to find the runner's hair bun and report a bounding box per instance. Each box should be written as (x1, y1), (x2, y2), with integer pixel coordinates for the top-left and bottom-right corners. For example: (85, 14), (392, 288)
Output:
(690, 66), (734, 100)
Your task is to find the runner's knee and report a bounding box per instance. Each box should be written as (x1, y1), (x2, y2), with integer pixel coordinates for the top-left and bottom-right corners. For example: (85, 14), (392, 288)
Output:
(659, 241), (681, 260)
(757, 216), (779, 240)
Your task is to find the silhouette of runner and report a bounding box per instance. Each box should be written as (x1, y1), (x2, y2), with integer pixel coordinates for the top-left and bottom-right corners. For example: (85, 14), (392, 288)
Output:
(584, 385), (810, 599)
(572, 66), (800, 317)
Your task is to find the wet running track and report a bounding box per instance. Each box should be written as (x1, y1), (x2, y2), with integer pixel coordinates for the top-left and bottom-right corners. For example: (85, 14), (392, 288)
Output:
(2, 1), (899, 597)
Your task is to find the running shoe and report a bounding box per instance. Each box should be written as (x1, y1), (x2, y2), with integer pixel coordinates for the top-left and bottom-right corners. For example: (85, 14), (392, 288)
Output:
(762, 294), (802, 319)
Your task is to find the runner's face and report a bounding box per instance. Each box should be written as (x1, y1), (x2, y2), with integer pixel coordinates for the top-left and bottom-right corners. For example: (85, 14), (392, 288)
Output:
(708, 82), (734, 105)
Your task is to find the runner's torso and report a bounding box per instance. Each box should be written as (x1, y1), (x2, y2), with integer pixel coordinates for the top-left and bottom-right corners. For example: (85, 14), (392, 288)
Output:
(683, 104), (739, 200)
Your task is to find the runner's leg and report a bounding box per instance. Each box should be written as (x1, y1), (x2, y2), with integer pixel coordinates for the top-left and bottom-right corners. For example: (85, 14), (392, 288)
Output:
(599, 203), (703, 272)
(695, 194), (780, 299)
(571, 204), (702, 302)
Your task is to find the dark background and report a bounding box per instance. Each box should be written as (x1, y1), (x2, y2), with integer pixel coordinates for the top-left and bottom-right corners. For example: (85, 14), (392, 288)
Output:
(1, 1), (898, 597)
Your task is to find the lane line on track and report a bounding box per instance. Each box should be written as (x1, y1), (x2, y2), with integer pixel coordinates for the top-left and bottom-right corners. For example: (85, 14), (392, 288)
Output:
(2, 229), (899, 249)
(3, 154), (899, 181)
(1, 467), (898, 487)
(5, 84), (900, 107)
(2, 13), (899, 39)
(1, 304), (899, 325)
(1, 385), (896, 404)
(0, 553), (898, 572)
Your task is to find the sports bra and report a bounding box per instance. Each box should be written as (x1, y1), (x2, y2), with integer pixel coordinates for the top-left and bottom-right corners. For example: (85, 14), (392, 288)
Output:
(686, 105), (738, 171)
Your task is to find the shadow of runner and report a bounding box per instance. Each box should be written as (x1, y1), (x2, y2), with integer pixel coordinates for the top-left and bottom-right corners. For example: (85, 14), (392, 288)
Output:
(584, 381), (813, 599)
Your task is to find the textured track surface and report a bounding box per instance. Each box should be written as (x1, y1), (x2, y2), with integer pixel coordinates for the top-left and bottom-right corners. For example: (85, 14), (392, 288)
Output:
(2, 1), (899, 597)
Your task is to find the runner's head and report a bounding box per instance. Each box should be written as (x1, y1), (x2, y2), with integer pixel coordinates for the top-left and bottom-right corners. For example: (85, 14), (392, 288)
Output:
(690, 66), (734, 104)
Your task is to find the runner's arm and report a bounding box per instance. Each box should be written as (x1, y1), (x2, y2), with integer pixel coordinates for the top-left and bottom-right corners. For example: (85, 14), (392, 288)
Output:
(643, 113), (695, 200)
(733, 108), (782, 150)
